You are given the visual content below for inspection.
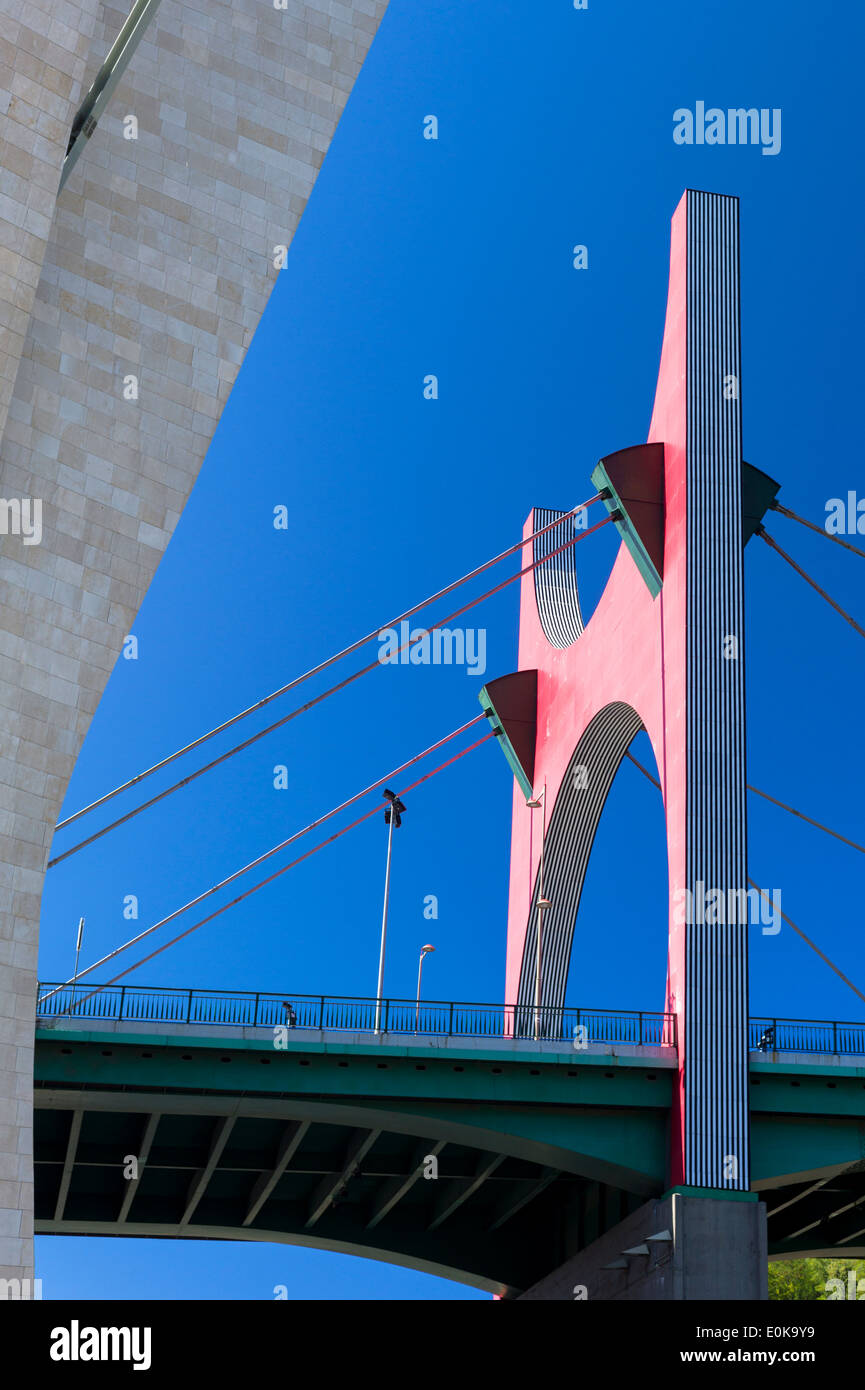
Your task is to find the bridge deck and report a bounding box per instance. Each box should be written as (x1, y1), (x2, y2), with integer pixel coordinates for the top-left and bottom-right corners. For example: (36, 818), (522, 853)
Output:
(33, 1002), (865, 1287)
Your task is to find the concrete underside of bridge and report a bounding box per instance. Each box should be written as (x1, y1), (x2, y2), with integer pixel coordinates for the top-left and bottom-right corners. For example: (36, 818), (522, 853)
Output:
(518, 1190), (768, 1300)
(31, 1026), (865, 1297)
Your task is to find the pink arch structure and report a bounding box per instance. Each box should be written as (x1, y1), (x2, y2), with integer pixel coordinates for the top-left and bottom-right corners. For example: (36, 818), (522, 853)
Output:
(483, 190), (778, 1191)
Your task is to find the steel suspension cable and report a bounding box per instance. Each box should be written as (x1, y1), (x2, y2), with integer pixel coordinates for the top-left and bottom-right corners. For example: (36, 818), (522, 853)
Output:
(623, 750), (865, 1005)
(40, 717), (486, 1003)
(746, 785), (865, 857)
(625, 751), (865, 858)
(56, 496), (601, 833)
(757, 526), (865, 641)
(770, 499), (865, 559)
(624, 749), (661, 788)
(54, 730), (495, 1012)
(48, 512), (613, 868)
(748, 883), (865, 1008)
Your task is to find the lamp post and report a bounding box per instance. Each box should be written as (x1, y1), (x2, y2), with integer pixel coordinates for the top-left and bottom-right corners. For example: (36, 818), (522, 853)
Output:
(415, 944), (435, 1032)
(526, 786), (549, 1041)
(71, 916), (85, 1016)
(374, 788), (405, 1034)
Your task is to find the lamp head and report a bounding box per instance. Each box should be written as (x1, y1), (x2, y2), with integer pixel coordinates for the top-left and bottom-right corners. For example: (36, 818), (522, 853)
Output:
(383, 787), (406, 827)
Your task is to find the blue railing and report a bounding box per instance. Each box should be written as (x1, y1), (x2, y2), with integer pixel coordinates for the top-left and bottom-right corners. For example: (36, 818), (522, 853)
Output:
(750, 1016), (865, 1057)
(35, 983), (674, 1047)
(34, 985), (865, 1057)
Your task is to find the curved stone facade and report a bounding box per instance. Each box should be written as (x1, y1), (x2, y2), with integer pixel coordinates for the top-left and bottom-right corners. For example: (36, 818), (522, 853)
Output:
(0, 0), (388, 1285)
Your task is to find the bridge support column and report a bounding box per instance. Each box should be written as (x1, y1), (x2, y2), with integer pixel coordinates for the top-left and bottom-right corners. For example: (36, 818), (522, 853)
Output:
(0, 0), (389, 1290)
(500, 190), (753, 1195)
(517, 1191), (767, 1301)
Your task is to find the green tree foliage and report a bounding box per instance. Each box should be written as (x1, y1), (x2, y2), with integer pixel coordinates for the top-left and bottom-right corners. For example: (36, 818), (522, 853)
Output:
(769, 1258), (865, 1300)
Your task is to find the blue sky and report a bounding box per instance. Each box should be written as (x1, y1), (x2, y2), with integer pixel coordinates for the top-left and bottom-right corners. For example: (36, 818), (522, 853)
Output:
(37, 0), (865, 1298)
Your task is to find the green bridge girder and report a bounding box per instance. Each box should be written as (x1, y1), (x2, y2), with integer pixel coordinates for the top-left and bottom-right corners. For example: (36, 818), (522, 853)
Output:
(33, 1027), (865, 1293)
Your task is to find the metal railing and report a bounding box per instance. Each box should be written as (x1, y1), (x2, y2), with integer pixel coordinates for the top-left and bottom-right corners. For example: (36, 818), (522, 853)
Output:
(750, 1016), (865, 1057)
(35, 983), (674, 1047)
(34, 986), (865, 1057)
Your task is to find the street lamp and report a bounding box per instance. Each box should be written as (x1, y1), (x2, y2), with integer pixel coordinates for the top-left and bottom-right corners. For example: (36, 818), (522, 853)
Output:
(526, 786), (549, 1041)
(70, 916), (85, 1016)
(374, 788), (405, 1034)
(415, 944), (435, 1032)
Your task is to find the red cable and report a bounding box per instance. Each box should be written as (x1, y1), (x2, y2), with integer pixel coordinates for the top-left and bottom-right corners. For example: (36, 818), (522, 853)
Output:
(48, 513), (612, 868)
(41, 719), (487, 1003)
(56, 498), (601, 832)
(59, 731), (495, 1011)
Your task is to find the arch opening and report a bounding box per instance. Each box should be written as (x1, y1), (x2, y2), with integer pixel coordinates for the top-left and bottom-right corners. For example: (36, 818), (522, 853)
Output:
(516, 703), (668, 1035)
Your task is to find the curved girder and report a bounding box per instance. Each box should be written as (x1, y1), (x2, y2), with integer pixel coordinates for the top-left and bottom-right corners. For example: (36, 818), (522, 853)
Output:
(517, 702), (647, 1013)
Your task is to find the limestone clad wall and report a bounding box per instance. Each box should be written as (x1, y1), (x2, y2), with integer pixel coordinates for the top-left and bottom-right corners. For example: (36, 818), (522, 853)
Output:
(0, 0), (388, 1287)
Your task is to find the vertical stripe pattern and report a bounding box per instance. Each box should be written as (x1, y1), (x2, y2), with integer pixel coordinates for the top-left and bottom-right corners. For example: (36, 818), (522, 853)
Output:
(532, 508), (585, 648)
(685, 191), (750, 1190)
(517, 703), (644, 1014)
